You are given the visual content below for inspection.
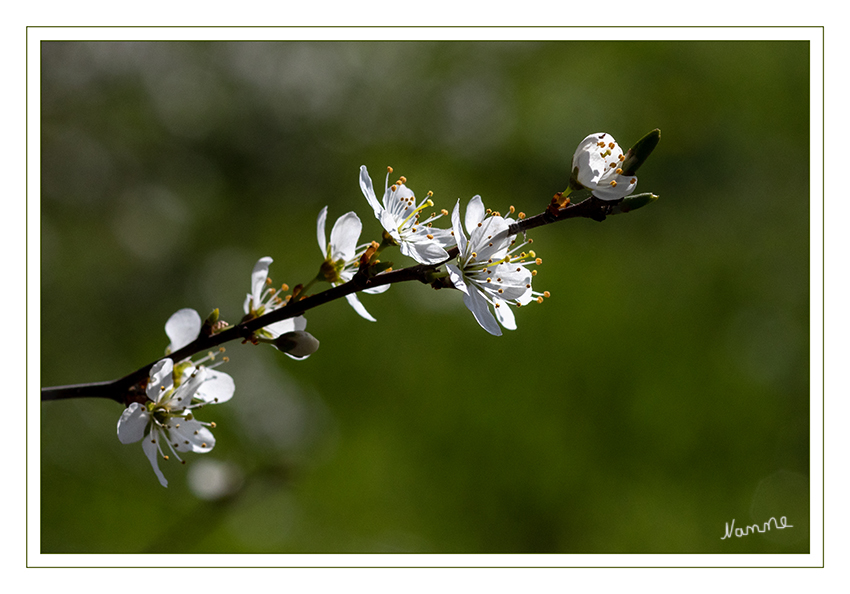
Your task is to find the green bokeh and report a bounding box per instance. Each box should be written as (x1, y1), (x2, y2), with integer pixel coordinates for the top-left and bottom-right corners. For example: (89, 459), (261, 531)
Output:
(40, 40), (810, 554)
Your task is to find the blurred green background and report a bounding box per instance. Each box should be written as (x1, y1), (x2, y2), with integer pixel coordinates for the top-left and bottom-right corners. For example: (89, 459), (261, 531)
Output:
(39, 40), (810, 554)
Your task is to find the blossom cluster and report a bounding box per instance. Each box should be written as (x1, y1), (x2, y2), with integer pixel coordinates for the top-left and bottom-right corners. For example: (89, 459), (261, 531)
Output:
(118, 132), (641, 487)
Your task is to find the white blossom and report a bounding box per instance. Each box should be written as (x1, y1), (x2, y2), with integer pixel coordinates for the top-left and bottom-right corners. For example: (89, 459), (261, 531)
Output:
(317, 206), (389, 322)
(571, 132), (638, 200)
(243, 257), (310, 359)
(446, 196), (541, 336)
(117, 358), (228, 488)
(359, 165), (453, 265)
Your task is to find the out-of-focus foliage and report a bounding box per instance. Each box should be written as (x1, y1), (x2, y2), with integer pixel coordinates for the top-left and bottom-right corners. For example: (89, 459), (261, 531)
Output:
(40, 40), (810, 553)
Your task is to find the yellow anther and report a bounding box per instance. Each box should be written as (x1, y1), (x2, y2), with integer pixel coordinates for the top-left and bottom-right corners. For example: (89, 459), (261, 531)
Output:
(618, 154), (625, 161)
(399, 176), (407, 184)
(265, 277), (272, 285)
(536, 296), (544, 304)
(532, 270), (538, 276)
(631, 178), (637, 184)
(281, 283), (289, 291)
(610, 162), (617, 168)
(222, 356), (229, 362)
(201, 442), (208, 448)
(615, 168), (623, 174)
(210, 422), (216, 428)
(441, 209), (448, 215)
(509, 205), (515, 214)
(608, 142), (615, 149)
(387, 166), (393, 173)
(427, 234), (434, 240)
(163, 455), (169, 460)
(518, 212), (526, 219)
(219, 347), (226, 352)
(543, 291), (551, 298)
(471, 252), (477, 258)
(391, 184), (397, 191)
(610, 180), (618, 187)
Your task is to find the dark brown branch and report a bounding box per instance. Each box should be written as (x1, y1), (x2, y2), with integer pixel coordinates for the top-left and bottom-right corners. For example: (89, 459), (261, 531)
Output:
(41, 197), (615, 406)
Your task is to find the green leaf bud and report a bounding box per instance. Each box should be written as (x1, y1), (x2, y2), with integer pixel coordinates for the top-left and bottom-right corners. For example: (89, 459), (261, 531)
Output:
(620, 129), (660, 176)
(609, 193), (659, 215)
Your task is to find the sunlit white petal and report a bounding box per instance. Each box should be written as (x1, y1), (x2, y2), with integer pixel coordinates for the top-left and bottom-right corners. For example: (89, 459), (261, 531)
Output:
(165, 308), (202, 353)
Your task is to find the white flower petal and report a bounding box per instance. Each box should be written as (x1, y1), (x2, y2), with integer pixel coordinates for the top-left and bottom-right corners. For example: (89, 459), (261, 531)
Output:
(447, 263), (469, 295)
(493, 299), (517, 330)
(117, 403), (149, 444)
(400, 239), (450, 265)
(146, 359), (174, 401)
(264, 315), (307, 339)
(165, 308), (202, 353)
(317, 206), (329, 255)
(462, 287), (502, 336)
(330, 212), (362, 262)
(250, 257), (273, 304)
(360, 166), (383, 219)
(168, 420), (215, 454)
(345, 293), (377, 322)
(170, 366), (206, 409)
(143, 433), (168, 488)
(591, 174), (638, 200)
(467, 216), (510, 263)
(194, 369), (236, 404)
(464, 195), (486, 235)
(379, 209), (398, 236)
(451, 200), (467, 255)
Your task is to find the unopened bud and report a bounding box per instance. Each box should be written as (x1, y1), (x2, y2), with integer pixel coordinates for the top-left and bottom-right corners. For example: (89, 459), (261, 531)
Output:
(273, 331), (320, 359)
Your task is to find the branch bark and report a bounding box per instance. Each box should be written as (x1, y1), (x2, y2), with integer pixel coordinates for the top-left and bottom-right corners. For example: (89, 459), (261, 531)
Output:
(41, 197), (616, 405)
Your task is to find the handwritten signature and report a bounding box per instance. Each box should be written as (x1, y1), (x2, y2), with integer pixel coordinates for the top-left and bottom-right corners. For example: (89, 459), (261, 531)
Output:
(721, 516), (793, 540)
